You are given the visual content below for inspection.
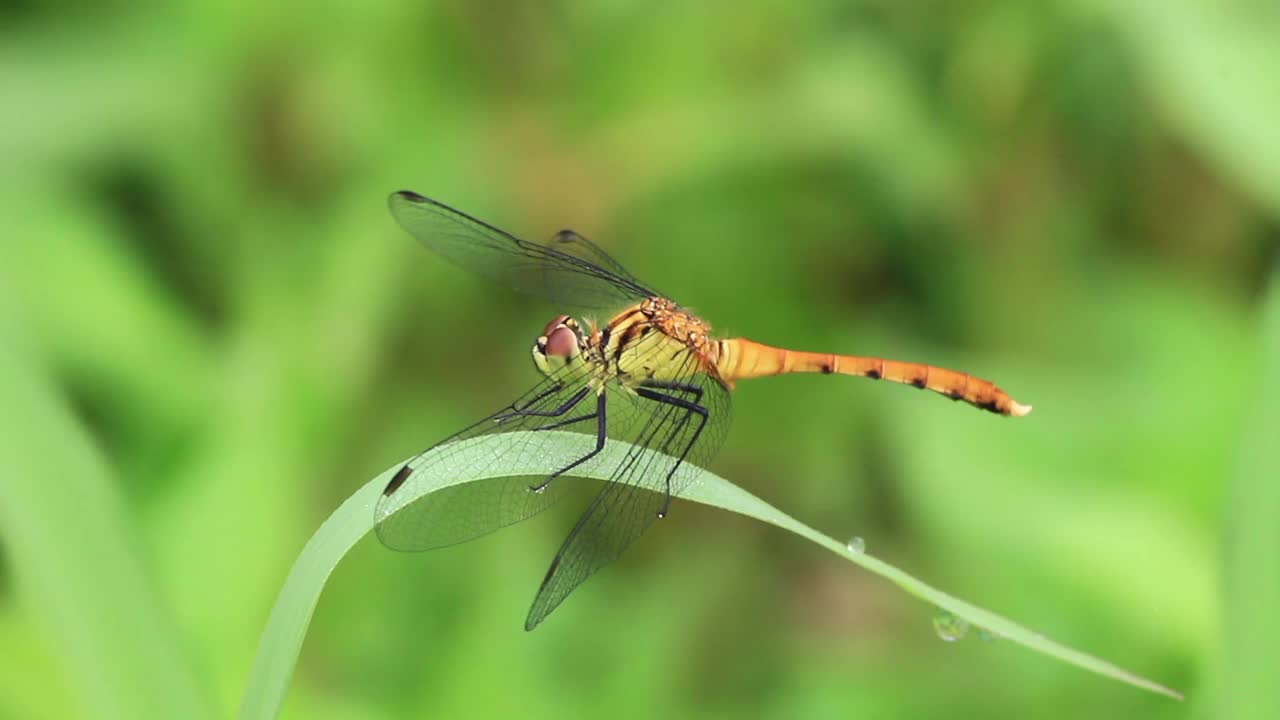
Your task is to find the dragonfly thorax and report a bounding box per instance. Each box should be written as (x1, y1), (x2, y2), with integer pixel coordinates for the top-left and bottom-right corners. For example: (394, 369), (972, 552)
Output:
(532, 314), (587, 377)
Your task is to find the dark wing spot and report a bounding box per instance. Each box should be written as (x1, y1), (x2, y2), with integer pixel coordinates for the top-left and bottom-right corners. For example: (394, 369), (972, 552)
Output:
(384, 464), (413, 495)
(865, 369), (881, 380)
(395, 190), (427, 203)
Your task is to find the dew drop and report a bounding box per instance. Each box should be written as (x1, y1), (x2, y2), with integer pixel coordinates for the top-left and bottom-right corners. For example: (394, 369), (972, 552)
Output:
(845, 536), (865, 553)
(932, 610), (970, 642)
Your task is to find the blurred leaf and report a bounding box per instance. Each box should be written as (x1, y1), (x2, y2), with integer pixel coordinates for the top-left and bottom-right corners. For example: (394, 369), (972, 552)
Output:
(239, 431), (1181, 720)
(1091, 0), (1280, 216)
(1221, 269), (1280, 720)
(0, 191), (214, 442)
(0, 330), (213, 720)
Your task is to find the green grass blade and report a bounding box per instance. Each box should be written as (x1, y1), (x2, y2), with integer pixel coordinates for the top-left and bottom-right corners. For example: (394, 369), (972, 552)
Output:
(239, 431), (1182, 719)
(0, 337), (214, 720)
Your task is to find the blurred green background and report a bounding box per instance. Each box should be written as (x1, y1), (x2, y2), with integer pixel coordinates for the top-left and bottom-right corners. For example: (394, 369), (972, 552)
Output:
(2, 1), (1278, 718)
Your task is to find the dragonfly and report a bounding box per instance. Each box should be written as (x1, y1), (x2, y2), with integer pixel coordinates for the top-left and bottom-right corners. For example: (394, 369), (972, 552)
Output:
(376, 191), (1032, 631)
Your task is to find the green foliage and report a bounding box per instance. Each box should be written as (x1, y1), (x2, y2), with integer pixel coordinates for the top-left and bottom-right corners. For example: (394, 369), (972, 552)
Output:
(1221, 279), (1280, 720)
(1, 0), (1277, 718)
(0, 339), (211, 720)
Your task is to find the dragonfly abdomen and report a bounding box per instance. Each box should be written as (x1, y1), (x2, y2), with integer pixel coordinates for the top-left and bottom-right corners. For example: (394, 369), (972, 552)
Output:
(715, 338), (1031, 417)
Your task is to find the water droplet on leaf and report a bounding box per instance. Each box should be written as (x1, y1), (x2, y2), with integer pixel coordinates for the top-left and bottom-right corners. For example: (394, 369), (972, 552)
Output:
(846, 536), (865, 553)
(933, 610), (969, 642)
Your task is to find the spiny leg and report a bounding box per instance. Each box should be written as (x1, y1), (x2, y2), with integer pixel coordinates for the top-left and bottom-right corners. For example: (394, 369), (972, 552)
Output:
(640, 379), (704, 402)
(658, 411), (693, 456)
(635, 379), (702, 455)
(633, 387), (709, 518)
(383, 382), (582, 496)
(530, 391), (607, 492)
(532, 410), (599, 432)
(513, 381), (564, 412)
(494, 385), (589, 423)
(583, 386), (676, 503)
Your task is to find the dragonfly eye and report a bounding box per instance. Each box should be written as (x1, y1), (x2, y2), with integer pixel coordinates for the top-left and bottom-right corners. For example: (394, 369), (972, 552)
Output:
(542, 314), (572, 337)
(543, 325), (580, 358)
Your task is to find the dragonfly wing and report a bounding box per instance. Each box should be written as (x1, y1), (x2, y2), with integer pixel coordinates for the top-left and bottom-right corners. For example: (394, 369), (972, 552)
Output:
(546, 229), (656, 296)
(389, 191), (656, 311)
(375, 363), (604, 551)
(524, 356), (732, 630)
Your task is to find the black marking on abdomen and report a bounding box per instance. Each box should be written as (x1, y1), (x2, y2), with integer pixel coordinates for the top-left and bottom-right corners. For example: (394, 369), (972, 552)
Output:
(910, 378), (926, 389)
(384, 463), (413, 495)
(866, 369), (882, 380)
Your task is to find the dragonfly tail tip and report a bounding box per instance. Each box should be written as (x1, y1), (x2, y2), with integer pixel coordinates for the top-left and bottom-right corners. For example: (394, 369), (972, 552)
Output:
(1010, 401), (1032, 417)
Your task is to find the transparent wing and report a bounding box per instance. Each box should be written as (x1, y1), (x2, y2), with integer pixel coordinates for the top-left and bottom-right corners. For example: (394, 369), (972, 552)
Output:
(375, 325), (732, 631)
(389, 191), (657, 311)
(375, 361), (603, 551)
(546, 229), (652, 293)
(524, 350), (732, 630)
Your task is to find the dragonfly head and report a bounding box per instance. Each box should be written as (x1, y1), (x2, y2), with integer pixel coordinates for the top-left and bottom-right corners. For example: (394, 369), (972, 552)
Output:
(533, 315), (586, 376)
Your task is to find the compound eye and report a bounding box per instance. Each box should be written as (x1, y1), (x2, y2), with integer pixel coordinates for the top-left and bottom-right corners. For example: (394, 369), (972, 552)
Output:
(544, 325), (579, 358)
(542, 314), (571, 337)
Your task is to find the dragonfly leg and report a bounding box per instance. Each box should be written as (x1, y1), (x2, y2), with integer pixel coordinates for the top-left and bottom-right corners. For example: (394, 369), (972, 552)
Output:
(513, 381), (563, 411)
(495, 385), (589, 423)
(533, 411), (597, 432)
(639, 379), (703, 403)
(634, 379), (703, 457)
(646, 384), (700, 463)
(530, 392), (607, 492)
(633, 388), (709, 518)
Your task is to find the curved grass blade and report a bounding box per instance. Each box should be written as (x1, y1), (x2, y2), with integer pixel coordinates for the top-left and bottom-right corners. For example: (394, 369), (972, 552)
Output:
(238, 432), (1182, 719)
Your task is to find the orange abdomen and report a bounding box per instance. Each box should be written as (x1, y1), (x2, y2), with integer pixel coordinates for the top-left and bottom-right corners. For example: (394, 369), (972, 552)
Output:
(714, 338), (1031, 417)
